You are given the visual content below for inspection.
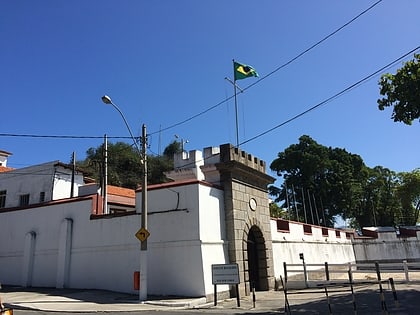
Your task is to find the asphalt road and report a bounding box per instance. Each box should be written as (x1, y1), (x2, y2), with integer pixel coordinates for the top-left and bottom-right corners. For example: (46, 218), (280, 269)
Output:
(4, 281), (420, 315)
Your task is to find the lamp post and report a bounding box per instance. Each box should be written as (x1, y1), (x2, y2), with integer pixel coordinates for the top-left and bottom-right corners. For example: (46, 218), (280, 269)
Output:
(101, 95), (148, 301)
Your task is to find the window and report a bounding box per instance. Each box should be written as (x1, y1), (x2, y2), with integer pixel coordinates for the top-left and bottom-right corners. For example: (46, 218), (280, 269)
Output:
(303, 224), (312, 235)
(276, 219), (290, 232)
(0, 190), (6, 208)
(19, 194), (30, 207)
(39, 191), (45, 203)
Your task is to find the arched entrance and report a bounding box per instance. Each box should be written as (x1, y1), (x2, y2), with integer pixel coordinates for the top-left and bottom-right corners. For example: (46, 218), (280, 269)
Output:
(246, 225), (269, 291)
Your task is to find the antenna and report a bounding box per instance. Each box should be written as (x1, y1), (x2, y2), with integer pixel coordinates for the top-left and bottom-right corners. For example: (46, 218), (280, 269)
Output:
(175, 135), (189, 153)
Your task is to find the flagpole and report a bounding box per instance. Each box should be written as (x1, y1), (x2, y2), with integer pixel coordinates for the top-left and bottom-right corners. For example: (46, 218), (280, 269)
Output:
(233, 59), (239, 147)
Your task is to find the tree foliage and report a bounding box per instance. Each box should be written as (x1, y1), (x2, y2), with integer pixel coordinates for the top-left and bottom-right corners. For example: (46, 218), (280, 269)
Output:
(377, 53), (420, 125)
(269, 201), (287, 219)
(269, 135), (419, 228)
(397, 169), (420, 225)
(77, 141), (182, 189)
(269, 135), (367, 227)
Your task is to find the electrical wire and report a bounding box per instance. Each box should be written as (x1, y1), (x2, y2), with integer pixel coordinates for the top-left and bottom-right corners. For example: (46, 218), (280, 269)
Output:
(0, 1), (383, 142)
(148, 0), (383, 136)
(170, 45), (420, 169)
(239, 45), (420, 146)
(242, 0), (383, 93)
(1, 45), (417, 150)
(0, 133), (133, 140)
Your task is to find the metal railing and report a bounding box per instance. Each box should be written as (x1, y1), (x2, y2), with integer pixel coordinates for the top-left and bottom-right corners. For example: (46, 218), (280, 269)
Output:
(282, 260), (420, 287)
(280, 261), (420, 314)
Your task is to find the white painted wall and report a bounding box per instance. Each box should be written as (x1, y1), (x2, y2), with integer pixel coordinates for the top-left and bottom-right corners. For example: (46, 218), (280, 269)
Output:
(0, 181), (229, 297)
(135, 182), (229, 296)
(2, 167), (418, 298)
(0, 161), (84, 208)
(353, 229), (420, 262)
(271, 220), (356, 280)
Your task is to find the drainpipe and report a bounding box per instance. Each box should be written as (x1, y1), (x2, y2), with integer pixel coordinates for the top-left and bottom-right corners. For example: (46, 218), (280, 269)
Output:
(70, 152), (75, 198)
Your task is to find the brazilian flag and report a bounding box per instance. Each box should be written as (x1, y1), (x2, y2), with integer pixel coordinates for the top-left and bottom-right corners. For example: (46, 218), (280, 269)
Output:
(234, 61), (259, 80)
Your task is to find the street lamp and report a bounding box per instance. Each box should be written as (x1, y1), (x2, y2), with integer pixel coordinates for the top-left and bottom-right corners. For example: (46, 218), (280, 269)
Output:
(101, 95), (148, 301)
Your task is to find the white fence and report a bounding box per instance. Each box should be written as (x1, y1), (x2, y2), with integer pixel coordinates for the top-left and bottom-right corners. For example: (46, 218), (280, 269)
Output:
(282, 260), (420, 288)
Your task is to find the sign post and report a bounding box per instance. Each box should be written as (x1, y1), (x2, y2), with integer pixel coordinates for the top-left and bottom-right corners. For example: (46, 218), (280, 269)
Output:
(211, 263), (240, 307)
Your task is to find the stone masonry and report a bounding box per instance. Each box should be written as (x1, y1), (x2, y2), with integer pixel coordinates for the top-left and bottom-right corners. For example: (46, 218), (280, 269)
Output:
(216, 144), (276, 295)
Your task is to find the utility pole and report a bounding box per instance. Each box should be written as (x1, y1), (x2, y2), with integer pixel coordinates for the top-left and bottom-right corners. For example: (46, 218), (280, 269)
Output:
(101, 95), (149, 301)
(103, 134), (108, 215)
(139, 124), (148, 301)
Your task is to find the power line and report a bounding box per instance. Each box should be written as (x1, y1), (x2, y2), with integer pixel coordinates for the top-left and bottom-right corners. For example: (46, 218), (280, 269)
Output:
(148, 0), (383, 136)
(242, 0), (383, 92)
(2, 46), (417, 172)
(0, 133), (134, 140)
(239, 45), (420, 146)
(0, 1), (383, 142)
(165, 45), (420, 170)
(1, 45), (418, 154)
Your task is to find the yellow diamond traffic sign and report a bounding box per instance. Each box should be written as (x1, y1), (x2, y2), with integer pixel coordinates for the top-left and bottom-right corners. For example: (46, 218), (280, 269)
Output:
(135, 227), (150, 242)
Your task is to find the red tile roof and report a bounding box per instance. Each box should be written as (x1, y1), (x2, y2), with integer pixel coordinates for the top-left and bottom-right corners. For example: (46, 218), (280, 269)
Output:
(0, 165), (14, 173)
(107, 185), (135, 198)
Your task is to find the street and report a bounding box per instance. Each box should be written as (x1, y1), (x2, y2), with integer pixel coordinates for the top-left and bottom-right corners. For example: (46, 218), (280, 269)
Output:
(3, 282), (420, 315)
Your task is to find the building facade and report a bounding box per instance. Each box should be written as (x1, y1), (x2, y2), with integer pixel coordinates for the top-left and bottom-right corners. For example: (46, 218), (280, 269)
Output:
(0, 160), (84, 209)
(3, 144), (415, 300)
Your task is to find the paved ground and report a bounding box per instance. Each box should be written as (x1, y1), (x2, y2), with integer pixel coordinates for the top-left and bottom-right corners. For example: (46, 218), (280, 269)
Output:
(1, 281), (420, 314)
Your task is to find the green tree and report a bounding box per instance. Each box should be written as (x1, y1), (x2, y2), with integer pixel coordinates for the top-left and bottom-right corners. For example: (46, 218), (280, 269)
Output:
(377, 53), (420, 125)
(396, 169), (420, 225)
(269, 201), (287, 219)
(269, 135), (368, 227)
(269, 136), (420, 229)
(355, 166), (400, 228)
(268, 136), (410, 229)
(163, 140), (183, 158)
(77, 141), (182, 189)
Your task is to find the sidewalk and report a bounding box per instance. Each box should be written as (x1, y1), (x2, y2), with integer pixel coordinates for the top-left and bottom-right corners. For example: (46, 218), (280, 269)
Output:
(2, 282), (420, 313)
(1, 286), (207, 312)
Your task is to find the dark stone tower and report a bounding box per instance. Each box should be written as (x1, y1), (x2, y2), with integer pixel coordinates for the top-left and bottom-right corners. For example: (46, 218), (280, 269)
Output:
(215, 144), (275, 295)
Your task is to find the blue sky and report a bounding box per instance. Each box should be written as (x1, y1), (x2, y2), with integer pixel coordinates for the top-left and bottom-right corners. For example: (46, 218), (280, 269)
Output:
(1, 1), (419, 183)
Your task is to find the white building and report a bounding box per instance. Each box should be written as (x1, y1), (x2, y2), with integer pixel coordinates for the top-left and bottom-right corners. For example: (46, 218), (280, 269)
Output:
(0, 159), (84, 209)
(0, 150), (12, 168)
(4, 144), (416, 300)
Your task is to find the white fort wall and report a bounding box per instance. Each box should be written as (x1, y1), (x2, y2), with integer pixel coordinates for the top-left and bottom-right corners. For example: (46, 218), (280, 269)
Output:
(352, 227), (420, 263)
(0, 196), (140, 292)
(271, 219), (356, 280)
(135, 181), (228, 297)
(0, 181), (229, 297)
(2, 143), (418, 298)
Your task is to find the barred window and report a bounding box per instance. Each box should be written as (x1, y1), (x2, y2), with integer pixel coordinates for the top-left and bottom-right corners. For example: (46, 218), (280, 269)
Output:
(0, 190), (6, 208)
(39, 191), (46, 203)
(19, 194), (30, 207)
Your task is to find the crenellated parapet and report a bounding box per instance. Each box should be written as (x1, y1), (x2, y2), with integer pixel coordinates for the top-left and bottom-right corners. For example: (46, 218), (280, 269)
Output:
(168, 144), (272, 187)
(217, 144), (267, 173)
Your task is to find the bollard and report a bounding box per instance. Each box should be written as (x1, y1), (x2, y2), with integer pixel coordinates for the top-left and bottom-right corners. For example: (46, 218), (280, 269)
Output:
(375, 262), (388, 314)
(388, 278), (399, 308)
(403, 260), (409, 282)
(348, 269), (357, 314)
(325, 262), (330, 281)
(252, 281), (256, 308)
(299, 253), (308, 287)
(324, 287), (332, 315)
(280, 275), (291, 315)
